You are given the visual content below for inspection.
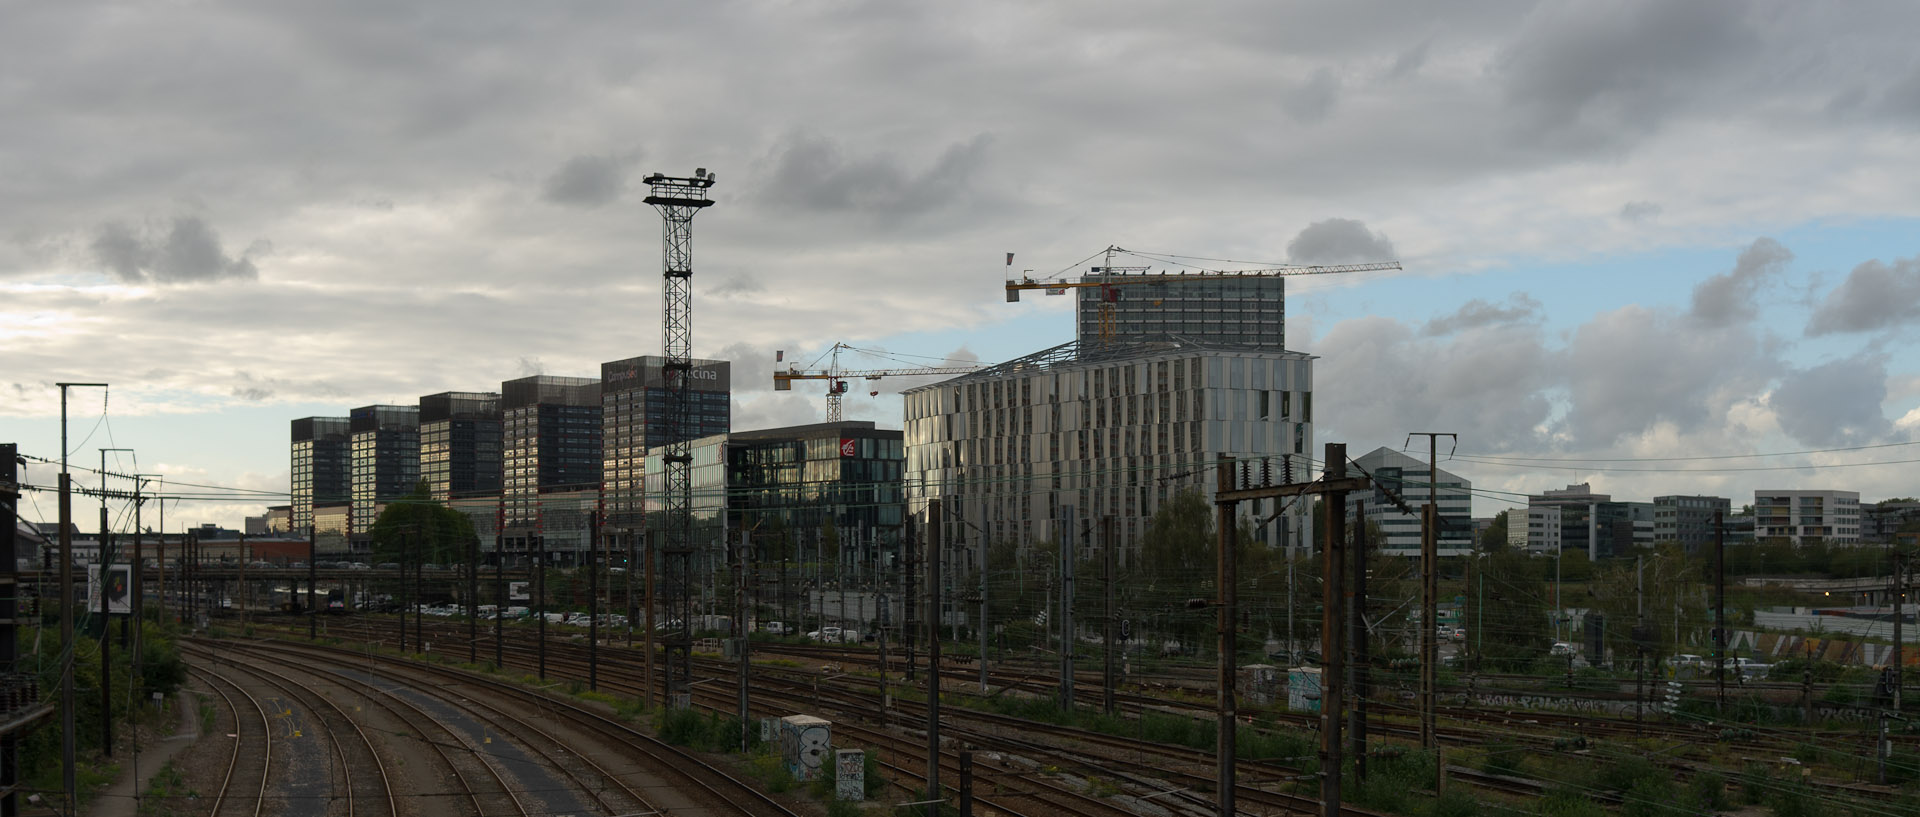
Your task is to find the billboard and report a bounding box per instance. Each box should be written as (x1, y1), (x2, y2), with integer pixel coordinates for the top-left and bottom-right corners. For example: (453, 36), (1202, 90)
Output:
(839, 438), (856, 458)
(508, 580), (531, 601)
(87, 564), (133, 615)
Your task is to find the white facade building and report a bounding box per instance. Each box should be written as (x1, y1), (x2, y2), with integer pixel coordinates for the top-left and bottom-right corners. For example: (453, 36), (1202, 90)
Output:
(1349, 447), (1473, 557)
(903, 338), (1316, 564)
(1754, 489), (1861, 546)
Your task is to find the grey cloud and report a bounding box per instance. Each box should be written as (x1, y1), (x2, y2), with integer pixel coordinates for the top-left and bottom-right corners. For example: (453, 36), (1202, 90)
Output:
(1422, 294), (1541, 336)
(1619, 201), (1662, 223)
(1770, 355), (1892, 447)
(1315, 314), (1559, 454)
(714, 342), (776, 393)
(541, 153), (636, 208)
(1882, 65), (1920, 119)
(710, 275), (765, 297)
(1565, 304), (1778, 447)
(1386, 39), (1431, 80)
(1689, 237), (1790, 329)
(232, 385), (273, 401)
(1807, 255), (1920, 336)
(89, 216), (259, 284)
(757, 133), (993, 219)
(1286, 218), (1397, 265)
(1279, 68), (1340, 123)
(514, 357), (545, 377)
(1498, 1), (1757, 150)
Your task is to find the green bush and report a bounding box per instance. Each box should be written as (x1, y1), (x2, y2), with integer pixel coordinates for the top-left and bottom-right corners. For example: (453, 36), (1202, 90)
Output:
(1738, 761), (1768, 805)
(1427, 787), (1479, 817)
(1534, 785), (1608, 817)
(1618, 776), (1679, 817)
(1480, 741), (1527, 778)
(827, 799), (863, 817)
(1768, 779), (1827, 817)
(1684, 770), (1728, 812)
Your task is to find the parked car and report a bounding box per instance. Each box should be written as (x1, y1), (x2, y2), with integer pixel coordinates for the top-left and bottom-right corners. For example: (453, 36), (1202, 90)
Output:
(1450, 627), (1466, 642)
(1550, 641), (1578, 657)
(763, 621), (790, 635)
(1733, 657), (1773, 680)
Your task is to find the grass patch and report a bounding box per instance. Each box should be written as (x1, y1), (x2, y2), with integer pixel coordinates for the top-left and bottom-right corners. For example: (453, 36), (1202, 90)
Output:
(138, 761), (194, 816)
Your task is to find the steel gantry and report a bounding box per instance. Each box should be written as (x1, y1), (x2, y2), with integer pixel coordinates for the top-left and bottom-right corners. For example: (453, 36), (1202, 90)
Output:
(644, 168), (716, 707)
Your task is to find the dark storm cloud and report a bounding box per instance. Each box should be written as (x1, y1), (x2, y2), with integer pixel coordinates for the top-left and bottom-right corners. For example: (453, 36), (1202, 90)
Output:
(1498, 1), (1758, 150)
(88, 216), (259, 284)
(1806, 255), (1920, 335)
(1286, 219), (1397, 265)
(1619, 201), (1662, 223)
(1770, 354), (1893, 446)
(1279, 68), (1340, 123)
(541, 153), (636, 208)
(1422, 294), (1541, 336)
(756, 133), (993, 219)
(1689, 237), (1790, 329)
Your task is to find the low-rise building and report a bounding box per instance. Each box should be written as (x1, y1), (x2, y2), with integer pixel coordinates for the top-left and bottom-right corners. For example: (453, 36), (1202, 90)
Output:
(1754, 489), (1861, 546)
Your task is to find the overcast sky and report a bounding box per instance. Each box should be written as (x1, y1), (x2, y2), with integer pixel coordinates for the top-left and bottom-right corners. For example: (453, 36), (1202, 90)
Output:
(5, 1), (1919, 532)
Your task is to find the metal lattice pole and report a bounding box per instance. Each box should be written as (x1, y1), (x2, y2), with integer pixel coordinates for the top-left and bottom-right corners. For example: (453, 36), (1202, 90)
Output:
(644, 168), (715, 707)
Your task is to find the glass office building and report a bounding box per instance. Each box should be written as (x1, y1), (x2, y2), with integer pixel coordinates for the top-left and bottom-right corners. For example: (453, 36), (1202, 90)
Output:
(600, 355), (731, 537)
(419, 391), (502, 503)
(1077, 270), (1288, 349)
(501, 375), (601, 561)
(903, 337), (1315, 566)
(290, 416), (350, 533)
(348, 405), (420, 537)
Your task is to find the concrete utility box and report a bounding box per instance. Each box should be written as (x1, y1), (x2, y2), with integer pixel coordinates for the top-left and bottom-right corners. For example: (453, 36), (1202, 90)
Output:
(779, 715), (832, 781)
(835, 749), (866, 801)
(1287, 667), (1322, 713)
(1239, 664), (1280, 705)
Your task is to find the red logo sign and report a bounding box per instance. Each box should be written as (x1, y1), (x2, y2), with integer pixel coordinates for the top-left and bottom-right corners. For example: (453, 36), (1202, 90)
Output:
(839, 438), (856, 457)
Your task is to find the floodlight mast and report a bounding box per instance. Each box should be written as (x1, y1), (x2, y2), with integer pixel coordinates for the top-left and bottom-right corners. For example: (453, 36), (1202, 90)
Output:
(643, 169), (715, 707)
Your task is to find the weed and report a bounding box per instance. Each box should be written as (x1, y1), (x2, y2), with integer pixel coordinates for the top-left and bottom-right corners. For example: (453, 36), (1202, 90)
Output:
(1480, 741), (1527, 778)
(1684, 770), (1728, 812)
(1427, 787), (1480, 817)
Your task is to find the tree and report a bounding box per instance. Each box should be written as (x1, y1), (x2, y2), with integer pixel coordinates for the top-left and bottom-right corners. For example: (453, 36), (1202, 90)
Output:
(1469, 548), (1551, 671)
(1480, 510), (1510, 553)
(368, 482), (479, 566)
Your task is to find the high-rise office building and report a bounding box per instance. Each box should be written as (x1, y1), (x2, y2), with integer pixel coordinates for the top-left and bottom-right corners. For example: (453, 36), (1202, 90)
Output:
(1524, 483), (1632, 559)
(601, 356), (731, 540)
(1077, 269), (1288, 348)
(1350, 446), (1473, 557)
(290, 416), (350, 533)
(349, 405), (420, 537)
(501, 375), (601, 561)
(904, 337), (1315, 565)
(419, 391), (503, 503)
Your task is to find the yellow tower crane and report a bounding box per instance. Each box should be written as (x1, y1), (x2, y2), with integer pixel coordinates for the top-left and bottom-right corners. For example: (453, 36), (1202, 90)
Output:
(774, 343), (985, 422)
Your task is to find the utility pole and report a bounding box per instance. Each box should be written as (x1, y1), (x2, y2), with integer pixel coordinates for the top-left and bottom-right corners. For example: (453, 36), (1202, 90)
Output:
(1211, 443), (1368, 817)
(979, 519), (989, 694)
(3, 444), (22, 817)
(57, 381), (107, 817)
(309, 524), (318, 640)
(1059, 504), (1075, 711)
(1893, 550), (1904, 713)
(736, 530), (750, 752)
(1103, 515), (1117, 716)
(1350, 499), (1368, 782)
(98, 503), (113, 756)
(1636, 555), (1645, 736)
(1214, 459), (1237, 817)
(589, 511), (600, 691)
(905, 516), (916, 682)
(926, 501), (943, 817)
(645, 528), (657, 708)
(1406, 431), (1454, 755)
(1715, 510), (1727, 712)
